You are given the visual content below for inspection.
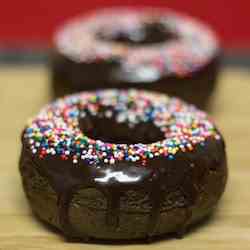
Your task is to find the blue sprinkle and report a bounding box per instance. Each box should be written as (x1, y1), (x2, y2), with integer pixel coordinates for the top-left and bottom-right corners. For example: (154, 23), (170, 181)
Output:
(168, 155), (174, 160)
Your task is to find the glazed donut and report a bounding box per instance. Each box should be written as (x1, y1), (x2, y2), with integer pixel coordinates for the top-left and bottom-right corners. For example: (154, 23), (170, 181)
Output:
(20, 89), (227, 241)
(51, 8), (221, 108)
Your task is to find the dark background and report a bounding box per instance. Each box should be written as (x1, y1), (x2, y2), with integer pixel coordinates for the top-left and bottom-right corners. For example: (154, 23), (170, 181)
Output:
(0, 0), (249, 49)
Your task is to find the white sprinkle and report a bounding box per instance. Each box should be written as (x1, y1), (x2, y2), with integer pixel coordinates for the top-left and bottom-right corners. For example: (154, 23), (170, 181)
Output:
(105, 110), (113, 118)
(110, 158), (115, 164)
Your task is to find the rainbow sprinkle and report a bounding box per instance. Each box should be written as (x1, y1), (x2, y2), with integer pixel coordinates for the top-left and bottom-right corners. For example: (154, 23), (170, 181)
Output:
(23, 90), (221, 166)
(55, 8), (219, 77)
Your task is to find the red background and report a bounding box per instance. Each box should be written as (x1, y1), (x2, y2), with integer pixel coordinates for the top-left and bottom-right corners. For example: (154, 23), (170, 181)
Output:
(0, 0), (249, 49)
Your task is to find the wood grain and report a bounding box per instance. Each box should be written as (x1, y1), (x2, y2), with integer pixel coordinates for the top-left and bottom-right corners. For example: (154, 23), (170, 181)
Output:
(0, 65), (249, 249)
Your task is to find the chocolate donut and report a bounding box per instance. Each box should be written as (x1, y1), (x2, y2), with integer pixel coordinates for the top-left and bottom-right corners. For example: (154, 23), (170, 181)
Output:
(51, 8), (221, 108)
(20, 89), (227, 241)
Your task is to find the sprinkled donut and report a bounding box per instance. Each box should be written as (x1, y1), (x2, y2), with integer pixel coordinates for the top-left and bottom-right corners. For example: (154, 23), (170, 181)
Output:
(20, 89), (227, 241)
(51, 7), (221, 108)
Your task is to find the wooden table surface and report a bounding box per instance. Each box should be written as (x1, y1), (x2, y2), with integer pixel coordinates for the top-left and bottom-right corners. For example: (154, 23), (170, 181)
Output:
(0, 65), (249, 249)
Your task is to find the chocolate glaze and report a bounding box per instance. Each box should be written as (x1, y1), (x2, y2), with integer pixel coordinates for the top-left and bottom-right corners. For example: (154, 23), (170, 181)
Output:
(20, 129), (227, 241)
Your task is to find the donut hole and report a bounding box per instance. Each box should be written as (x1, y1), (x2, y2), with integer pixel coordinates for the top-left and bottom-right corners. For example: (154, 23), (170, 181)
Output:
(96, 21), (177, 45)
(79, 113), (165, 144)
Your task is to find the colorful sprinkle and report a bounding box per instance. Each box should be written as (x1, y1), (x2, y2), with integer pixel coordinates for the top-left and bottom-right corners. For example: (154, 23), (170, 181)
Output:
(24, 89), (221, 166)
(55, 8), (219, 77)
